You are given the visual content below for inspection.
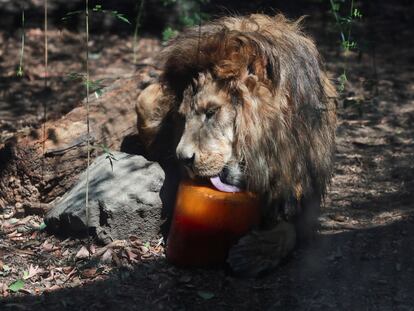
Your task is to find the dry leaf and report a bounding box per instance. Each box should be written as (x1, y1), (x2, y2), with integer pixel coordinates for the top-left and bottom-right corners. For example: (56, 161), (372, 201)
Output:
(89, 244), (96, 254)
(23, 265), (44, 280)
(112, 252), (121, 266)
(125, 248), (138, 263)
(7, 230), (19, 238)
(81, 268), (97, 278)
(1, 283), (9, 298)
(45, 285), (60, 292)
(75, 246), (90, 259)
(100, 249), (113, 264)
(17, 216), (32, 226)
(129, 235), (143, 245)
(41, 240), (54, 252)
(43, 270), (55, 282)
(93, 240), (127, 258)
(62, 266), (73, 274)
(139, 246), (149, 254)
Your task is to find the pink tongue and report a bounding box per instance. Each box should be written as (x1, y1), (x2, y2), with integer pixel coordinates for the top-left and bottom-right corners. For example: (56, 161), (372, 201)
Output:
(210, 176), (241, 193)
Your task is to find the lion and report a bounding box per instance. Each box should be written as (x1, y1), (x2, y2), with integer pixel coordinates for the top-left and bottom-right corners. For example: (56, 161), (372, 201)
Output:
(136, 14), (337, 276)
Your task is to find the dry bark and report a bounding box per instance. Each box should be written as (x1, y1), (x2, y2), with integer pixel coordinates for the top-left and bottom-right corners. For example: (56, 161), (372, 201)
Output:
(0, 70), (158, 213)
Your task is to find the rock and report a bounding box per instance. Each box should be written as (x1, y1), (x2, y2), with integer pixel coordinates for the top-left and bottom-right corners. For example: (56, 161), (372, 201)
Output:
(45, 151), (169, 244)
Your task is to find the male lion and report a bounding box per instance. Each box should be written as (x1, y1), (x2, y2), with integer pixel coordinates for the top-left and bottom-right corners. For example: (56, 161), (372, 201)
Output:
(136, 14), (337, 276)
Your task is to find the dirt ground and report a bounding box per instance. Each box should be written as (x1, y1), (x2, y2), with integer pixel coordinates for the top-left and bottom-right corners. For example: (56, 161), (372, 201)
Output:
(1, 3), (414, 311)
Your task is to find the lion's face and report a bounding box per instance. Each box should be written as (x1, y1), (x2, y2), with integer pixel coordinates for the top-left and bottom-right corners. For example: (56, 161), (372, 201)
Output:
(175, 72), (244, 187)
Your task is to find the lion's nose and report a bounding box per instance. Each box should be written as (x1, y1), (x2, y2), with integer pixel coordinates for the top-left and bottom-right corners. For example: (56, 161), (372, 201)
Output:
(177, 150), (195, 167)
(178, 153), (195, 167)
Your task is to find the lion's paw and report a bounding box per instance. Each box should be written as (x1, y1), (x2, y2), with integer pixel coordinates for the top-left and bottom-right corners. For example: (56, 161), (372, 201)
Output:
(227, 221), (296, 277)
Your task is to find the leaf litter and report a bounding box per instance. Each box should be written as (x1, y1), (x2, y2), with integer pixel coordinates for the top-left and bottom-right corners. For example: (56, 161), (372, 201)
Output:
(0, 213), (165, 298)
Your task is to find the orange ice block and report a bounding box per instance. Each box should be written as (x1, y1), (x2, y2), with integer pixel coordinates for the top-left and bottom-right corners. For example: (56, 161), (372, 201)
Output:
(166, 179), (261, 266)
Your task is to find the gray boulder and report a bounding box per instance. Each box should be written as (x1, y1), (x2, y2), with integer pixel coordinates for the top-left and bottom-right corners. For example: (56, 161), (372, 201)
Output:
(45, 151), (169, 244)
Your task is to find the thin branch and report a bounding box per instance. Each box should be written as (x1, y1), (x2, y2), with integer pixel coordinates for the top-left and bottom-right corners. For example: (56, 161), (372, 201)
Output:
(132, 0), (145, 64)
(42, 1), (48, 157)
(85, 0), (91, 249)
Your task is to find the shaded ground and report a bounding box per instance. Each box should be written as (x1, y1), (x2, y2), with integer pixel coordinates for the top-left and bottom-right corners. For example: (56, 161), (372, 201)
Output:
(1, 2), (414, 310)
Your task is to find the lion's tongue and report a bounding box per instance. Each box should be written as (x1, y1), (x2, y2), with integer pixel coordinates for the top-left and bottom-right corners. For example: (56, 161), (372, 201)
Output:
(210, 176), (241, 193)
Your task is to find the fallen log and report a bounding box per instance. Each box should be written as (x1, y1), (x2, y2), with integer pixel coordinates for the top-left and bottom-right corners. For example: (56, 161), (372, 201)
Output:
(0, 70), (159, 214)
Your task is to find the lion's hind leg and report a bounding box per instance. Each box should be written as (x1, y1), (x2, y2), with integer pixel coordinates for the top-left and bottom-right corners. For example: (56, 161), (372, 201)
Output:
(227, 221), (296, 277)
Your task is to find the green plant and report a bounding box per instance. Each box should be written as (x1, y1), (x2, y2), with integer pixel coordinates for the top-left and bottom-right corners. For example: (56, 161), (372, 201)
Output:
(62, 5), (130, 25)
(16, 10), (25, 77)
(91, 144), (118, 171)
(162, 27), (179, 42)
(328, 0), (362, 92)
(67, 73), (105, 97)
(162, 0), (210, 42)
(8, 279), (24, 293)
(91, 4), (131, 24)
(338, 71), (348, 93)
(329, 0), (362, 52)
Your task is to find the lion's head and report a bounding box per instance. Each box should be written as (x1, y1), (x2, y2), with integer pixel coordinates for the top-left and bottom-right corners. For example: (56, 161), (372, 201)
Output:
(175, 71), (244, 188)
(137, 14), (337, 202)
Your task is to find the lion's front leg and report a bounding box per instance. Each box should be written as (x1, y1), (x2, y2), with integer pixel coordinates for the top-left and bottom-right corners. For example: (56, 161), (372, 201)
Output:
(227, 220), (296, 277)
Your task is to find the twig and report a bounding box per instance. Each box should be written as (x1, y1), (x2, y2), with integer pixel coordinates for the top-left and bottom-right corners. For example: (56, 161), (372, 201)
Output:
(132, 0), (145, 64)
(42, 0), (48, 180)
(85, 0), (92, 253)
(92, 240), (128, 258)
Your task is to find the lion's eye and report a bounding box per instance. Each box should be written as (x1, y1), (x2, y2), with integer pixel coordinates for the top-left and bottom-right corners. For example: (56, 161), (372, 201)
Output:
(205, 108), (218, 120)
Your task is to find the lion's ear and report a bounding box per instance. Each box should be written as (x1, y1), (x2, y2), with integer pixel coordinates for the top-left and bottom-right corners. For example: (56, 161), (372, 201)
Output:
(243, 56), (268, 92)
(244, 74), (259, 92)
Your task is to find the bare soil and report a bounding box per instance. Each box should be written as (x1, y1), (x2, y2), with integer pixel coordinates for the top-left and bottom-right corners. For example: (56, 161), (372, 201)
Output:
(1, 4), (414, 311)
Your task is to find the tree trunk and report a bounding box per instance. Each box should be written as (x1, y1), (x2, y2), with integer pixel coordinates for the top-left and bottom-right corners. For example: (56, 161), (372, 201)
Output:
(0, 70), (158, 214)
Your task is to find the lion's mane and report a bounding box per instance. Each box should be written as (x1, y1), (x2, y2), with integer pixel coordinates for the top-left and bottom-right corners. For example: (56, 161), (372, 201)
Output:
(159, 14), (337, 203)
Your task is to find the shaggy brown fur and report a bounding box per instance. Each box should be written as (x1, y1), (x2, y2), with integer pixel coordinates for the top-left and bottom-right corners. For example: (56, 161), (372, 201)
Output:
(136, 14), (337, 275)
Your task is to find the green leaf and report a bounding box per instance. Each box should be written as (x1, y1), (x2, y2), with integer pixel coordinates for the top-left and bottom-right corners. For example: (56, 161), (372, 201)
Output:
(353, 8), (362, 18)
(9, 280), (25, 293)
(197, 291), (215, 300)
(38, 222), (47, 231)
(23, 271), (29, 280)
(16, 66), (24, 77)
(162, 27), (178, 42)
(61, 10), (83, 21)
(341, 39), (356, 51)
(93, 4), (102, 12)
(94, 90), (102, 98)
(116, 14), (131, 25)
(338, 72), (347, 92)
